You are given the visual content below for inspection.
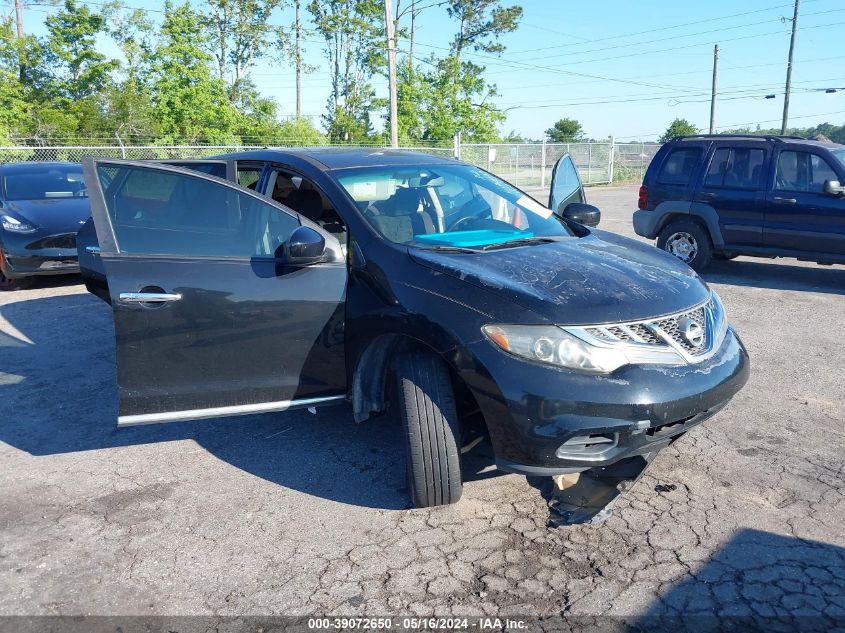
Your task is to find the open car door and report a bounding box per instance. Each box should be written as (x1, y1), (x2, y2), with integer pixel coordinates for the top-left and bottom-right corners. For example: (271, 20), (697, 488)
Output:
(77, 159), (238, 301)
(82, 158), (348, 426)
(548, 154), (586, 214)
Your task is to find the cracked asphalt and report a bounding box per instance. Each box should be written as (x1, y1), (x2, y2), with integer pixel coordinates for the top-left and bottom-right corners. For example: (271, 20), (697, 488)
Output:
(1, 185), (844, 626)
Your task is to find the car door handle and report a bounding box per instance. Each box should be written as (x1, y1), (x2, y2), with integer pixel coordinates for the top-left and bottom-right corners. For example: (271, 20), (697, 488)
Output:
(772, 196), (797, 204)
(119, 292), (182, 304)
(698, 192), (717, 198)
(85, 246), (100, 254)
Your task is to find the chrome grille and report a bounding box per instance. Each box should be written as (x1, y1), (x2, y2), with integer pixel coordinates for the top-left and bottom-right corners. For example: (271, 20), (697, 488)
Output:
(582, 300), (716, 358)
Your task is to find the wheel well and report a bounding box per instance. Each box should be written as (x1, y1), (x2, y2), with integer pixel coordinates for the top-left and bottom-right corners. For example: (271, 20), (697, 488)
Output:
(351, 334), (486, 439)
(656, 213), (709, 238)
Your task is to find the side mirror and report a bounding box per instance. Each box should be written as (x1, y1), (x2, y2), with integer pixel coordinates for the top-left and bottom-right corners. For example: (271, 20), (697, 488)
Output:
(562, 202), (601, 227)
(823, 179), (845, 197)
(283, 225), (326, 265)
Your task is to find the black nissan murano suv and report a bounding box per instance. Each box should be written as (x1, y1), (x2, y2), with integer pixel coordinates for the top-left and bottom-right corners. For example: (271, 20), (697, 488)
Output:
(77, 149), (750, 508)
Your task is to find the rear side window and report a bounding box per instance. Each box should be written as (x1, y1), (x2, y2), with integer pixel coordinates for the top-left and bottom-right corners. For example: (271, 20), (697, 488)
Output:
(704, 147), (765, 190)
(775, 151), (839, 194)
(657, 148), (701, 186)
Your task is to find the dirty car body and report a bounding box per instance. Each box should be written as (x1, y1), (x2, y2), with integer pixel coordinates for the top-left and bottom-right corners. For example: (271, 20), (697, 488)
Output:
(77, 149), (750, 507)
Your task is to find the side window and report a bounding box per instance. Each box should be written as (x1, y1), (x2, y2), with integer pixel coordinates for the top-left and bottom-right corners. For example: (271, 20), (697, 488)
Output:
(704, 148), (730, 187)
(551, 155), (582, 209)
(237, 165), (262, 191)
(705, 147), (765, 190)
(657, 148), (701, 186)
(267, 167), (347, 239)
(775, 151), (837, 194)
(98, 164), (299, 258)
(810, 154), (837, 193)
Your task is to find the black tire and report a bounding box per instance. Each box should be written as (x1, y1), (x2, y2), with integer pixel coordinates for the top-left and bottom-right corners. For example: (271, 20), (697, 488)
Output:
(0, 270), (33, 291)
(394, 352), (463, 508)
(656, 220), (713, 272)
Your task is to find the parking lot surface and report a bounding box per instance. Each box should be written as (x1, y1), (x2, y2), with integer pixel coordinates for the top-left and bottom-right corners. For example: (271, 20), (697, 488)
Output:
(1, 185), (844, 624)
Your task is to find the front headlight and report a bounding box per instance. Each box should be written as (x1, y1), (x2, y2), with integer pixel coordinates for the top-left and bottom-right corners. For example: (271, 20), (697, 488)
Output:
(1, 215), (36, 234)
(482, 324), (629, 374)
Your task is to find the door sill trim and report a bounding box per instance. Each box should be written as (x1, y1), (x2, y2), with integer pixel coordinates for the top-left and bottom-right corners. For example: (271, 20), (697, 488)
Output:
(117, 394), (347, 427)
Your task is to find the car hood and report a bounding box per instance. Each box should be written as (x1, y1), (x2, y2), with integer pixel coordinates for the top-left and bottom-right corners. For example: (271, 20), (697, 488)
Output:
(408, 229), (708, 325)
(3, 198), (91, 233)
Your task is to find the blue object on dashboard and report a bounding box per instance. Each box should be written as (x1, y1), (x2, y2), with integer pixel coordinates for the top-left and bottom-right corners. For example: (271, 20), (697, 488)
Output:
(413, 229), (533, 248)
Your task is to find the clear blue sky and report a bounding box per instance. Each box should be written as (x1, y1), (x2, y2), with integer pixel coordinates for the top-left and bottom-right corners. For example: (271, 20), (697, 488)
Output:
(11, 0), (845, 140)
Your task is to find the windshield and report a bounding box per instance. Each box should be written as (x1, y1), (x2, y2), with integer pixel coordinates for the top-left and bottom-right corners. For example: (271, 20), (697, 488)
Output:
(2, 166), (86, 201)
(832, 149), (845, 170)
(336, 164), (575, 249)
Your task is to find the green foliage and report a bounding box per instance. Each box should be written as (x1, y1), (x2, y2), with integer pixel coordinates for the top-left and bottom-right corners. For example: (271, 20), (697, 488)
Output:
(659, 118), (698, 142)
(44, 0), (119, 101)
(0, 0), (532, 148)
(545, 118), (584, 142)
(447, 0), (523, 55)
(0, 19), (30, 141)
(150, 2), (239, 143)
(308, 0), (383, 143)
(204, 0), (288, 100)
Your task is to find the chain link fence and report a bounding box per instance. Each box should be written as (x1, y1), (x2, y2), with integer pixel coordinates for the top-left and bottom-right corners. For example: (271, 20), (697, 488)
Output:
(459, 142), (614, 188)
(0, 142), (658, 186)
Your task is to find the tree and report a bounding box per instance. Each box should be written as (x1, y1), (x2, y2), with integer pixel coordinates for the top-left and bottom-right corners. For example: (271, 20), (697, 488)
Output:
(104, 7), (158, 140)
(203, 0), (288, 102)
(447, 0), (523, 57)
(394, 55), (502, 143)
(659, 118), (698, 142)
(0, 18), (30, 141)
(545, 118), (584, 142)
(43, 0), (118, 101)
(150, 2), (239, 143)
(308, 0), (383, 142)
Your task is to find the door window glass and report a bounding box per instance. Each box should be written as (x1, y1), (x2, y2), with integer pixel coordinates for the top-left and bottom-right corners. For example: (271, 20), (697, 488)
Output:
(237, 166), (262, 190)
(810, 154), (837, 192)
(551, 155), (582, 209)
(97, 164), (299, 258)
(776, 151), (840, 193)
(657, 148), (701, 186)
(704, 147), (764, 190)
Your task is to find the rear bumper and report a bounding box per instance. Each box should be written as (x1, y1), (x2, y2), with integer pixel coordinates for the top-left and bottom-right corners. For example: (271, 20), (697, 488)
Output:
(463, 327), (750, 475)
(0, 234), (79, 278)
(633, 209), (660, 239)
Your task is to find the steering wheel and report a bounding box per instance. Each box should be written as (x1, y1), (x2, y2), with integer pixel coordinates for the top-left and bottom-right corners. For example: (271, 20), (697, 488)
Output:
(446, 214), (482, 232)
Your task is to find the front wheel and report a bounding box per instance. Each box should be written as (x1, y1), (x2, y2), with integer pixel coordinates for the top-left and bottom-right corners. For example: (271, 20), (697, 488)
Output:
(394, 352), (463, 508)
(0, 269), (33, 291)
(656, 220), (713, 272)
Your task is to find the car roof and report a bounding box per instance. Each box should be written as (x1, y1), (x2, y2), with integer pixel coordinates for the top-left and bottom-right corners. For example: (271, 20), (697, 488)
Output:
(0, 161), (81, 173)
(212, 147), (457, 170)
(669, 135), (844, 150)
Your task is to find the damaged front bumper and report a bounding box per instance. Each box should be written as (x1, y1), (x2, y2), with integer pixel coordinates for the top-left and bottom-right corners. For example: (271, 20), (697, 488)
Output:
(464, 327), (750, 476)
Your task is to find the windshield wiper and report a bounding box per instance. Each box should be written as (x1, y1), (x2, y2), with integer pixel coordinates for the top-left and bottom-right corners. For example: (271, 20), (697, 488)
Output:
(415, 244), (480, 253)
(479, 236), (564, 251)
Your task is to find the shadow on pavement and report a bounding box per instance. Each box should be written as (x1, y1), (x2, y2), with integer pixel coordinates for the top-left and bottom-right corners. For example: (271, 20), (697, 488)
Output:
(702, 259), (845, 295)
(628, 529), (845, 632)
(0, 293), (426, 510)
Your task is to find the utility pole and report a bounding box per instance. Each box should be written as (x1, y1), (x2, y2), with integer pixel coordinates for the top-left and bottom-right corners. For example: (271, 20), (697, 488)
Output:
(782, 0), (800, 135)
(14, 0), (25, 82)
(709, 44), (718, 134)
(409, 0), (416, 70)
(384, 0), (399, 147)
(295, 0), (302, 118)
